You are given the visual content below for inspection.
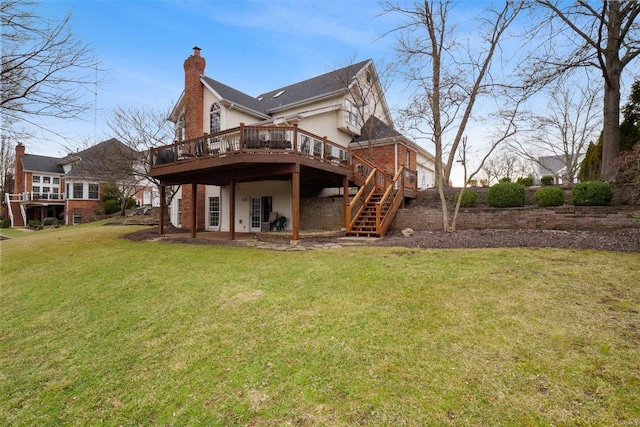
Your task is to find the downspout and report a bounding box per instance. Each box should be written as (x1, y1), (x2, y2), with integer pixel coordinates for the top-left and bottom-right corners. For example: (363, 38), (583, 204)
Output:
(394, 138), (398, 177)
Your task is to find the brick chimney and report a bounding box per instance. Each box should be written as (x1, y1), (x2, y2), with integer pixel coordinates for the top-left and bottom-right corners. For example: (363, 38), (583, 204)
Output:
(183, 46), (206, 140)
(181, 47), (206, 232)
(15, 143), (25, 194)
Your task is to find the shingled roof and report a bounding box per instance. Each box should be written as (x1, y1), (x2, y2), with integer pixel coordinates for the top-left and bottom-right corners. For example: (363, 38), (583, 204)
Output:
(351, 116), (403, 144)
(21, 154), (64, 174)
(202, 59), (372, 117)
(62, 138), (139, 180)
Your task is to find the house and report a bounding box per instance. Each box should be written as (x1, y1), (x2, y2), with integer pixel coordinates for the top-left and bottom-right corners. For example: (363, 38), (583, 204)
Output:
(538, 155), (579, 185)
(5, 138), (158, 227)
(150, 47), (436, 239)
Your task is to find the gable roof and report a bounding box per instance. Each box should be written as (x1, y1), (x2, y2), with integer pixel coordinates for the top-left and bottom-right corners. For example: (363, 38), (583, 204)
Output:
(351, 116), (403, 143)
(21, 154), (64, 174)
(199, 59), (373, 119)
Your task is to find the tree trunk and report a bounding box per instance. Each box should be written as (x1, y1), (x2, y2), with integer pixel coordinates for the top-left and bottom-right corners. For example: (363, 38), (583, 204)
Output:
(601, 71), (621, 181)
(601, 2), (623, 181)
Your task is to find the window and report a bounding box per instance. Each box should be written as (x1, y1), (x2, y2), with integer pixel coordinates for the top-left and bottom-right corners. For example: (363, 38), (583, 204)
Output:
(73, 183), (83, 199)
(88, 184), (99, 199)
(32, 175), (41, 183)
(177, 198), (182, 226)
(73, 214), (82, 225)
(345, 99), (358, 127)
(210, 103), (221, 134)
(43, 176), (51, 184)
(53, 177), (60, 185)
(42, 187), (50, 193)
(209, 196), (220, 228)
(32, 186), (40, 194)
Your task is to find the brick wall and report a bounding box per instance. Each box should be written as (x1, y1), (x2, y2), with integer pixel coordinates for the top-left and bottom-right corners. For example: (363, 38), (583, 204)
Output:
(352, 144), (416, 176)
(67, 200), (102, 224)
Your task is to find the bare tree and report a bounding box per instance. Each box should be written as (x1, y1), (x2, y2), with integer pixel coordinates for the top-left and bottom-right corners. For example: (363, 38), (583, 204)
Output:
(105, 103), (179, 217)
(481, 147), (536, 185)
(509, 76), (601, 183)
(533, 1), (640, 180)
(382, 0), (525, 231)
(1, 0), (101, 134)
(0, 135), (15, 209)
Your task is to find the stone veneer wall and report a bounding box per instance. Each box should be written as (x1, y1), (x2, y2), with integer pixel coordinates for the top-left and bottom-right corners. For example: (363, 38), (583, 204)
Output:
(298, 187), (640, 232)
(300, 196), (344, 230)
(390, 205), (640, 231)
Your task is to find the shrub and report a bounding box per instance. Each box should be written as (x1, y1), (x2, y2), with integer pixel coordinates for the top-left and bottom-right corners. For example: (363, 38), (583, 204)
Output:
(572, 181), (613, 206)
(28, 220), (42, 229)
(499, 177), (512, 183)
(487, 182), (526, 208)
(541, 175), (555, 186)
(125, 196), (137, 209)
(535, 186), (565, 207)
(0, 219), (10, 228)
(43, 217), (59, 226)
(516, 176), (534, 187)
(103, 199), (121, 215)
(453, 189), (478, 208)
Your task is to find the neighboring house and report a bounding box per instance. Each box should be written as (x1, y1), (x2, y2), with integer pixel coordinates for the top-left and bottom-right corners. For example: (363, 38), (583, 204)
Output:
(538, 155), (578, 185)
(5, 138), (158, 227)
(150, 47), (436, 238)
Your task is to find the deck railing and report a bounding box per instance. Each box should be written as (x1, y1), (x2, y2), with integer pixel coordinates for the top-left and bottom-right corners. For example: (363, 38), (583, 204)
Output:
(150, 124), (350, 168)
(5, 192), (65, 202)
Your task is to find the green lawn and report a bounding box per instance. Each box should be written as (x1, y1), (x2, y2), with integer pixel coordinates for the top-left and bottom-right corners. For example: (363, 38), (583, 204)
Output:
(1, 223), (639, 426)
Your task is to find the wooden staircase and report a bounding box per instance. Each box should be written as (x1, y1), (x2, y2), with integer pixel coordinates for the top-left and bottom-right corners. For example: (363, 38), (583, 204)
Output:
(346, 156), (407, 238)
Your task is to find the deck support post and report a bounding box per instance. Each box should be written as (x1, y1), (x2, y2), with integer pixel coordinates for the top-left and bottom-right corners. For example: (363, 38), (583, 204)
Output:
(343, 176), (349, 230)
(190, 184), (197, 238)
(159, 185), (165, 235)
(292, 165), (300, 242)
(229, 179), (236, 240)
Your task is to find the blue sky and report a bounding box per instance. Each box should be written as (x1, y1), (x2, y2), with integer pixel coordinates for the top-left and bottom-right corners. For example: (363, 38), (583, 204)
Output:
(24, 0), (640, 186)
(32, 0), (403, 156)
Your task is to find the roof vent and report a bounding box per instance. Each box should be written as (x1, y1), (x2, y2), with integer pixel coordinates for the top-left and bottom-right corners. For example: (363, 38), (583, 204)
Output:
(272, 90), (285, 99)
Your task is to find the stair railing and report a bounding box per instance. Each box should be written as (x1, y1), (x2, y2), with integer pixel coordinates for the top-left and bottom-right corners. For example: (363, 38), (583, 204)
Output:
(375, 166), (406, 236)
(346, 167), (376, 232)
(5, 193), (14, 227)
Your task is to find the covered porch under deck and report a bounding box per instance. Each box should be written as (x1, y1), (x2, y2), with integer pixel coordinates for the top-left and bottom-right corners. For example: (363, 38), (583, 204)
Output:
(150, 125), (354, 241)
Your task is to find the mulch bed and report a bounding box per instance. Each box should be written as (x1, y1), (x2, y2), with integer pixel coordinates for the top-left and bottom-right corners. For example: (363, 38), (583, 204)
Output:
(124, 226), (640, 253)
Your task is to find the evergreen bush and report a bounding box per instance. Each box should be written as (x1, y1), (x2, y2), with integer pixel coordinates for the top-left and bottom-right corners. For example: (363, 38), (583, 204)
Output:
(516, 176), (534, 187)
(535, 186), (565, 207)
(541, 175), (555, 186)
(28, 220), (42, 229)
(487, 182), (526, 207)
(572, 181), (613, 206)
(103, 199), (120, 214)
(0, 219), (10, 228)
(453, 189), (478, 208)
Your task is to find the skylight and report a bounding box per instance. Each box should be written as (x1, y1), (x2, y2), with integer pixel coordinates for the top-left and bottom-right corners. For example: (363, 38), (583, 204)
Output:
(272, 90), (285, 99)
